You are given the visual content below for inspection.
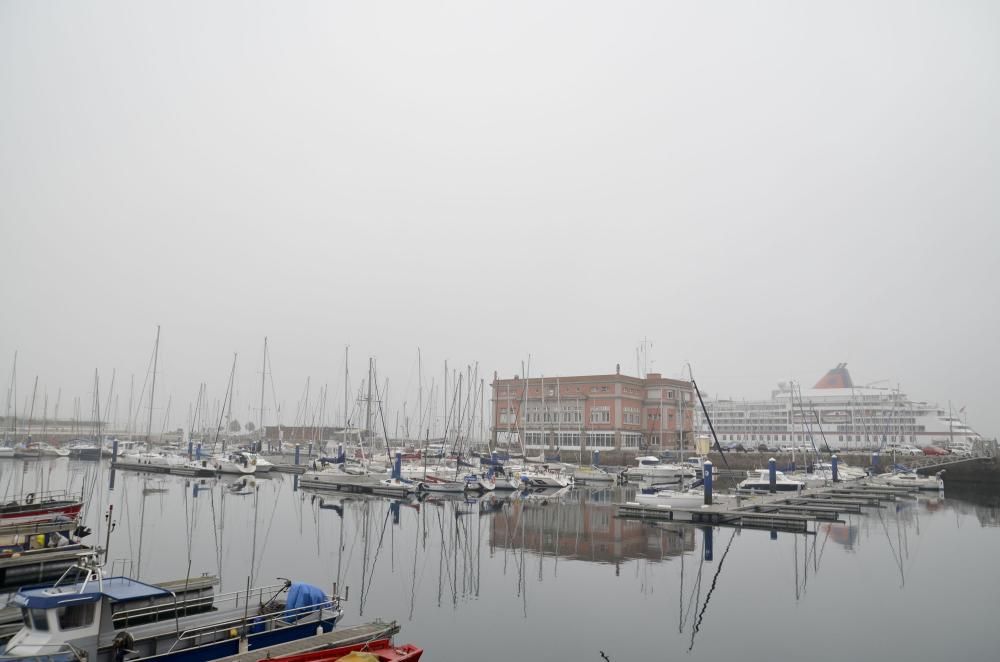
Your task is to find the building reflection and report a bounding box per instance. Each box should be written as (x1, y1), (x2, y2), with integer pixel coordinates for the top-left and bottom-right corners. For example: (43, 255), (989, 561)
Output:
(488, 488), (695, 564)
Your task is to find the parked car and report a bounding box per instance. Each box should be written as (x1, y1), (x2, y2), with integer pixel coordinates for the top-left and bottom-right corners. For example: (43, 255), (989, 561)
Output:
(922, 445), (948, 456)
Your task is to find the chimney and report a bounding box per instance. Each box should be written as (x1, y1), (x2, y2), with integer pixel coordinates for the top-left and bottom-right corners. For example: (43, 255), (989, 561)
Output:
(616, 363), (620, 375)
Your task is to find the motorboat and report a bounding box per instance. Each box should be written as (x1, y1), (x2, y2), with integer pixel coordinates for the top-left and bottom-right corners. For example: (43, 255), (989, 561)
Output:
(67, 442), (102, 461)
(873, 470), (945, 491)
(1, 554), (343, 662)
(518, 466), (572, 489)
(0, 490), (84, 526)
(737, 469), (805, 492)
(234, 451), (274, 473)
(625, 456), (695, 482)
(303, 461), (384, 489)
(463, 472), (496, 492)
(212, 453), (257, 475)
(573, 465), (616, 483)
(119, 451), (188, 471)
(265, 636), (423, 662)
(0, 447), (14, 459)
(635, 487), (737, 509)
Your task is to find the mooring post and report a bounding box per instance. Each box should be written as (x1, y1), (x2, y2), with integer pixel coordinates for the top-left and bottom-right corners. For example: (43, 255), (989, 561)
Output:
(109, 438), (119, 490)
(703, 460), (714, 506)
(196, 443), (202, 461)
(768, 457), (777, 493)
(393, 451), (402, 480)
(308, 442), (313, 458)
(593, 449), (600, 466)
(294, 444), (301, 465)
(770, 530), (778, 541)
(188, 440), (193, 460)
(872, 451), (880, 474)
(831, 454), (839, 482)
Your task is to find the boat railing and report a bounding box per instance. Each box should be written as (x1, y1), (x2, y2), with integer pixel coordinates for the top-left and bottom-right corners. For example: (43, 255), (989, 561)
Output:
(112, 582), (288, 627)
(0, 641), (88, 662)
(165, 598), (340, 652)
(4, 489), (79, 505)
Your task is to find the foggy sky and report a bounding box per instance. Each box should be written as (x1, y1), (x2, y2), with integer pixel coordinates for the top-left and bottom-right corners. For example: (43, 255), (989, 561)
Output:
(2, 1), (998, 437)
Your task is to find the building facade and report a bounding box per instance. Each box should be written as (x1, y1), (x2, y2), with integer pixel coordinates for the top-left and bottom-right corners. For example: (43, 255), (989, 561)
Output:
(490, 366), (696, 453)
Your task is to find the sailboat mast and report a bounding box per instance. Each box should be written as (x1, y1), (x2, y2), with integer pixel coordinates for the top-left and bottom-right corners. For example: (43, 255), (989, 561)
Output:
(418, 348), (423, 441)
(343, 345), (349, 444)
(365, 358), (373, 458)
(147, 325), (160, 444)
(259, 337), (267, 448)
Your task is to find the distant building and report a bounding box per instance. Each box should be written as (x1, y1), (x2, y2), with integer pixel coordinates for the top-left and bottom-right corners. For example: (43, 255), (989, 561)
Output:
(490, 366), (696, 453)
(262, 425), (360, 442)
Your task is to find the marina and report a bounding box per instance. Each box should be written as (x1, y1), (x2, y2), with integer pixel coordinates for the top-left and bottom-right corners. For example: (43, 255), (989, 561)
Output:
(0, 457), (994, 660)
(3, 2), (999, 658)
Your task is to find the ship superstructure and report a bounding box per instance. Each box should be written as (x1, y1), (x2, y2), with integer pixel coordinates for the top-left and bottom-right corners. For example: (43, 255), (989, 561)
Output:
(701, 364), (987, 451)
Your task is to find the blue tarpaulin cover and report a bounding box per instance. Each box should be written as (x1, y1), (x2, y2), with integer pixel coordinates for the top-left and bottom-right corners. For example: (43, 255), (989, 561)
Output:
(284, 583), (327, 622)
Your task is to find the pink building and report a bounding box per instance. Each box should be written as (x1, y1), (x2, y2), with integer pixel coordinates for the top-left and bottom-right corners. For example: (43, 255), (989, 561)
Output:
(491, 365), (696, 454)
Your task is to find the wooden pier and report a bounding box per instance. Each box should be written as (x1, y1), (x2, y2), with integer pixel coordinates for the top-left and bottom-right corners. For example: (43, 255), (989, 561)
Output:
(616, 480), (928, 533)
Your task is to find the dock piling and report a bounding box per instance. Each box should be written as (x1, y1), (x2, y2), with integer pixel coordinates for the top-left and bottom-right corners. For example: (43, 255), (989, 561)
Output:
(768, 457), (777, 493)
(295, 444), (301, 466)
(704, 460), (714, 506)
(832, 454), (839, 482)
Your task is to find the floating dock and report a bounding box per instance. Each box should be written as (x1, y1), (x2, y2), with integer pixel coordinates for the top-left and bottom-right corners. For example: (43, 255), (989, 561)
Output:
(616, 480), (928, 533)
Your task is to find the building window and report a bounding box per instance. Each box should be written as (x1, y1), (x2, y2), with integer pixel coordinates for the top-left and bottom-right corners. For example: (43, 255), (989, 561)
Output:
(590, 406), (610, 424)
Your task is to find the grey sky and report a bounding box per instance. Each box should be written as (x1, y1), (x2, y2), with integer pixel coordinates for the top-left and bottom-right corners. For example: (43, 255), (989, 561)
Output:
(2, 1), (998, 436)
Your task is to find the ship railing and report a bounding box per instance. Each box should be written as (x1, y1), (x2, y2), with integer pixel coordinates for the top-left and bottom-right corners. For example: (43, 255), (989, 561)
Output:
(0, 641), (88, 662)
(165, 598), (340, 652)
(4, 488), (79, 505)
(111, 582), (287, 627)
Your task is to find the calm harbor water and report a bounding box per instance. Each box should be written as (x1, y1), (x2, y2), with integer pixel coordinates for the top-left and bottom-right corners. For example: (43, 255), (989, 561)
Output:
(3, 459), (999, 661)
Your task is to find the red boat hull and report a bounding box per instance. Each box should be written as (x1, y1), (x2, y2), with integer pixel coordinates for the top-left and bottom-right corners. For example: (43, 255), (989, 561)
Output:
(0, 502), (83, 526)
(266, 639), (422, 662)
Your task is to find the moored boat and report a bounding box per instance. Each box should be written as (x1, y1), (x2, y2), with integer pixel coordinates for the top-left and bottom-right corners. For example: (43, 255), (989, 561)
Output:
(1, 554), (343, 662)
(873, 470), (945, 491)
(737, 469), (805, 492)
(265, 638), (423, 662)
(0, 491), (84, 526)
(624, 456), (695, 482)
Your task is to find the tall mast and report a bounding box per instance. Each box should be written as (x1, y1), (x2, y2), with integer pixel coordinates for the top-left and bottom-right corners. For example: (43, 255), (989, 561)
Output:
(343, 345), (349, 443)
(443, 360), (448, 442)
(418, 349), (422, 440)
(147, 325), (160, 444)
(365, 358), (373, 455)
(5, 352), (15, 443)
(259, 337), (267, 446)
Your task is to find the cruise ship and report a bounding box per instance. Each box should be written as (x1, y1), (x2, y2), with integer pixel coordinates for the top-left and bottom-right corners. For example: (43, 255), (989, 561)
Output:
(701, 364), (989, 451)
